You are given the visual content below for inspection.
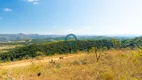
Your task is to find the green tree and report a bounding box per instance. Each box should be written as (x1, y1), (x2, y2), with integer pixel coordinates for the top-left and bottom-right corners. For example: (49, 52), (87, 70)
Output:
(112, 38), (121, 49)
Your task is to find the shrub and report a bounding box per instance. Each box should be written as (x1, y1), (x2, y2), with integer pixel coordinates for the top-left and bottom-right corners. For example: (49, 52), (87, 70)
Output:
(35, 51), (44, 56)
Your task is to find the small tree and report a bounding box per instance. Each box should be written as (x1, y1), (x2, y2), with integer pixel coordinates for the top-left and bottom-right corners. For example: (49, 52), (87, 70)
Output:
(89, 47), (97, 53)
(112, 38), (121, 49)
(36, 51), (44, 56)
(89, 47), (101, 61)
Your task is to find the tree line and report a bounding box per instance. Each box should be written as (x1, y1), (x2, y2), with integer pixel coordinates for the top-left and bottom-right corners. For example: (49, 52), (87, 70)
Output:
(0, 36), (141, 61)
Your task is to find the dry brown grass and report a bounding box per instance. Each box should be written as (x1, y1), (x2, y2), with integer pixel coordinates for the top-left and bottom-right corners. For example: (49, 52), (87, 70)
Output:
(0, 49), (142, 80)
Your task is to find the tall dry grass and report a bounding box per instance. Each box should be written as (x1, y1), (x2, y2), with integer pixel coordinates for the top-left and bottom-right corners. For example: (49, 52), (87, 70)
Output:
(0, 49), (142, 80)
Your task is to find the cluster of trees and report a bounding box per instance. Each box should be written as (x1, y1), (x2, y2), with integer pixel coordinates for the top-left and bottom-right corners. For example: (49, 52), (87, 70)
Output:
(0, 40), (113, 61)
(0, 36), (141, 61)
(121, 37), (142, 48)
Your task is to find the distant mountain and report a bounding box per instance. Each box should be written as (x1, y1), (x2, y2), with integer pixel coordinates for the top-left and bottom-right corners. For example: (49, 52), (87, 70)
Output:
(0, 33), (139, 42)
(0, 33), (29, 41)
(0, 33), (65, 42)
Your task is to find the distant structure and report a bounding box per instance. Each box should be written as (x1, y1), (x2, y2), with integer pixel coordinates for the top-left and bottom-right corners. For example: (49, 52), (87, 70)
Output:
(65, 34), (77, 53)
(65, 34), (77, 41)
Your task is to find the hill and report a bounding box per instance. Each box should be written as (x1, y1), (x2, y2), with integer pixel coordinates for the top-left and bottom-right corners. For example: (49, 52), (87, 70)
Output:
(0, 49), (142, 80)
(0, 33), (137, 42)
(0, 36), (141, 61)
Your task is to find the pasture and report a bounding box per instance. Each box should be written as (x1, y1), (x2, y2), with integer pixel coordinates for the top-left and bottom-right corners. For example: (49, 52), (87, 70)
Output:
(0, 49), (141, 80)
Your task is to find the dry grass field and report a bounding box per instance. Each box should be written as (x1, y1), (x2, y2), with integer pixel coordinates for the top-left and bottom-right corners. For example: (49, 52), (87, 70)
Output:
(0, 49), (142, 80)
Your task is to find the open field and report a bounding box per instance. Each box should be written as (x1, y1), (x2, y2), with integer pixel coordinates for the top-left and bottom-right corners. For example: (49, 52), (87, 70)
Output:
(0, 49), (142, 80)
(0, 44), (23, 53)
(0, 0), (142, 80)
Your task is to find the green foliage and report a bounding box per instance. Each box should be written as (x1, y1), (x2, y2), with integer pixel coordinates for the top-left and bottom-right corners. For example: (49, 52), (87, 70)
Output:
(121, 36), (142, 49)
(138, 49), (142, 54)
(112, 38), (121, 48)
(89, 47), (97, 53)
(36, 51), (44, 56)
(0, 40), (114, 61)
(133, 49), (142, 58)
(0, 36), (141, 62)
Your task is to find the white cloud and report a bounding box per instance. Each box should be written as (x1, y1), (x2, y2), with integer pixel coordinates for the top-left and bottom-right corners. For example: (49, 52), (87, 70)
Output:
(4, 8), (12, 12)
(27, 0), (39, 2)
(27, 0), (34, 2)
(33, 2), (38, 5)
(27, 0), (40, 5)
(62, 26), (94, 35)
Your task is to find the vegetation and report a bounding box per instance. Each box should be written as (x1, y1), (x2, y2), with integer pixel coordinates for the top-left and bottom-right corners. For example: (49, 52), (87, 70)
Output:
(0, 40), (112, 61)
(0, 49), (142, 80)
(0, 36), (141, 80)
(0, 36), (141, 61)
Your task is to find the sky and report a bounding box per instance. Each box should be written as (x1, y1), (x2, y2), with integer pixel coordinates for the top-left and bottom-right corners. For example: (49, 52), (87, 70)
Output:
(0, 0), (142, 35)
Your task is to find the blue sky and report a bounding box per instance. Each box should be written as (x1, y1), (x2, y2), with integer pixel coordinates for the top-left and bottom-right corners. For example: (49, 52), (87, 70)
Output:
(0, 0), (142, 35)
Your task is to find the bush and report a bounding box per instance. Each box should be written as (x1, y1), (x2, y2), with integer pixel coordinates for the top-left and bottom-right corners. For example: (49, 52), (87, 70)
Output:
(36, 51), (44, 56)
(0, 38), (141, 61)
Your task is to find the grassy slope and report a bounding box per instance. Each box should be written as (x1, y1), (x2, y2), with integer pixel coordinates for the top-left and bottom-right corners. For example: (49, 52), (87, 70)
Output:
(0, 49), (142, 80)
(0, 44), (23, 53)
